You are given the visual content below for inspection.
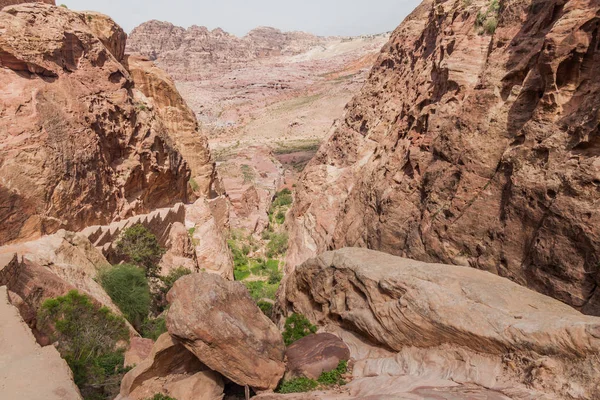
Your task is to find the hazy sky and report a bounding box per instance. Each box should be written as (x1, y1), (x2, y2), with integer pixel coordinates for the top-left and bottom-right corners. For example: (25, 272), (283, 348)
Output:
(61, 0), (421, 36)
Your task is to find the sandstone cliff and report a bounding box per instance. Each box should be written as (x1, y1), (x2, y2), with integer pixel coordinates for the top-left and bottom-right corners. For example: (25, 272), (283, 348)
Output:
(287, 0), (600, 315)
(0, 0), (53, 8)
(0, 4), (217, 245)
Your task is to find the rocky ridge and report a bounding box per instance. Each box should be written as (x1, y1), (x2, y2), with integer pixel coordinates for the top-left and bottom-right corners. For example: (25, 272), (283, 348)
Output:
(286, 0), (600, 315)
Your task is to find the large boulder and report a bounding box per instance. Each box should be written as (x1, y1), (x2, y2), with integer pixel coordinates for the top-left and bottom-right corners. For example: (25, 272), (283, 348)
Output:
(0, 286), (82, 399)
(282, 248), (600, 399)
(166, 273), (285, 390)
(0, 4), (192, 245)
(285, 333), (350, 380)
(285, 0), (600, 316)
(119, 333), (218, 400)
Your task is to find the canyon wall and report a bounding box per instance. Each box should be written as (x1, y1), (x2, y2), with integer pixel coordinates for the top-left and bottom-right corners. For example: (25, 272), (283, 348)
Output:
(0, 4), (221, 245)
(287, 0), (600, 314)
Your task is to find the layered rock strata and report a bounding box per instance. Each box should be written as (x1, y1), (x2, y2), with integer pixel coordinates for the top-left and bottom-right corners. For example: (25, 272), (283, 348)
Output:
(282, 248), (600, 399)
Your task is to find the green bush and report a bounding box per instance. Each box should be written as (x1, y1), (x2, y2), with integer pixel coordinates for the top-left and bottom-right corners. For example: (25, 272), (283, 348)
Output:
(277, 377), (318, 394)
(99, 264), (151, 330)
(266, 232), (288, 258)
(268, 268), (282, 285)
(37, 290), (130, 399)
(234, 267), (251, 281)
(475, 0), (500, 35)
(275, 210), (286, 224)
(318, 360), (348, 386)
(257, 300), (274, 318)
(484, 16), (498, 34)
(146, 395), (178, 400)
(272, 189), (293, 208)
(140, 317), (167, 341)
(160, 267), (192, 293)
(282, 313), (317, 346)
(244, 280), (279, 301)
(116, 224), (164, 277)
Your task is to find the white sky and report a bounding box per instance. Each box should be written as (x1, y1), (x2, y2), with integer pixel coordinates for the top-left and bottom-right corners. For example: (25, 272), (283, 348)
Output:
(61, 0), (421, 36)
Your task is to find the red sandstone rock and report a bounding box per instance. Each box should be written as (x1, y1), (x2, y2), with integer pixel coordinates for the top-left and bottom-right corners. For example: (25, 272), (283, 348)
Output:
(285, 333), (350, 380)
(0, 4), (192, 245)
(286, 0), (600, 315)
(166, 273), (285, 390)
(0, 0), (53, 8)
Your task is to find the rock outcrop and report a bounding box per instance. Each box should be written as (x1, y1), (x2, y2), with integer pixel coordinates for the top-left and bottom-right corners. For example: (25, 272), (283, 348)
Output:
(0, 286), (82, 399)
(285, 333), (350, 380)
(119, 333), (222, 400)
(0, 0), (53, 8)
(0, 231), (124, 323)
(125, 55), (219, 197)
(286, 0), (600, 315)
(282, 248), (600, 399)
(166, 273), (285, 390)
(0, 4), (194, 245)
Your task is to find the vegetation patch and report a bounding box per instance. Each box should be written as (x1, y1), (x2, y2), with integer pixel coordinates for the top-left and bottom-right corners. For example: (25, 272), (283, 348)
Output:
(99, 264), (151, 331)
(475, 0), (500, 35)
(37, 290), (130, 400)
(277, 360), (349, 394)
(140, 317), (167, 341)
(266, 232), (288, 258)
(116, 224), (164, 277)
(273, 139), (321, 155)
(277, 377), (319, 394)
(282, 313), (317, 346)
(145, 395), (178, 400)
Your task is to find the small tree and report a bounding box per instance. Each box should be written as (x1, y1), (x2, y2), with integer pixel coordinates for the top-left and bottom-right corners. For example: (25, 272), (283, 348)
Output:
(99, 264), (151, 330)
(37, 290), (130, 399)
(116, 224), (164, 277)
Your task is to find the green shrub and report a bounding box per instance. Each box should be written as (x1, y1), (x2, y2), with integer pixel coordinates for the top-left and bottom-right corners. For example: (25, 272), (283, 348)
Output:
(99, 264), (151, 330)
(268, 269), (282, 284)
(146, 395), (178, 400)
(189, 178), (200, 192)
(266, 232), (288, 258)
(37, 290), (130, 399)
(282, 313), (317, 346)
(272, 189), (293, 208)
(244, 280), (279, 301)
(116, 224), (164, 277)
(275, 210), (286, 224)
(234, 268), (251, 281)
(140, 317), (167, 341)
(484, 16), (498, 34)
(160, 267), (192, 294)
(277, 377), (319, 394)
(257, 300), (274, 318)
(318, 360), (348, 386)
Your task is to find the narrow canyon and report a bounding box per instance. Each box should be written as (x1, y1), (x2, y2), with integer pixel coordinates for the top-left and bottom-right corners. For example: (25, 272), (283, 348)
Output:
(1, 0), (600, 400)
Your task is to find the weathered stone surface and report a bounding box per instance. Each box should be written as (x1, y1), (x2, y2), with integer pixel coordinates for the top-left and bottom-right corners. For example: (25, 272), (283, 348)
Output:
(282, 248), (600, 399)
(159, 221), (198, 275)
(119, 333), (208, 399)
(0, 286), (82, 399)
(0, 231), (123, 318)
(185, 199), (234, 279)
(286, 0), (600, 315)
(285, 333), (350, 380)
(166, 273), (285, 390)
(0, 4), (191, 245)
(165, 371), (224, 400)
(125, 55), (219, 197)
(124, 337), (155, 368)
(0, 0), (53, 8)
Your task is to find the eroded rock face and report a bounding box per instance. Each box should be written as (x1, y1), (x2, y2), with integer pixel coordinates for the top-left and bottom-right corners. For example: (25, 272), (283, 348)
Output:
(125, 55), (219, 197)
(282, 248), (600, 399)
(0, 4), (191, 245)
(286, 0), (600, 314)
(119, 333), (212, 399)
(0, 0), (53, 8)
(285, 333), (350, 380)
(0, 286), (82, 399)
(166, 273), (285, 390)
